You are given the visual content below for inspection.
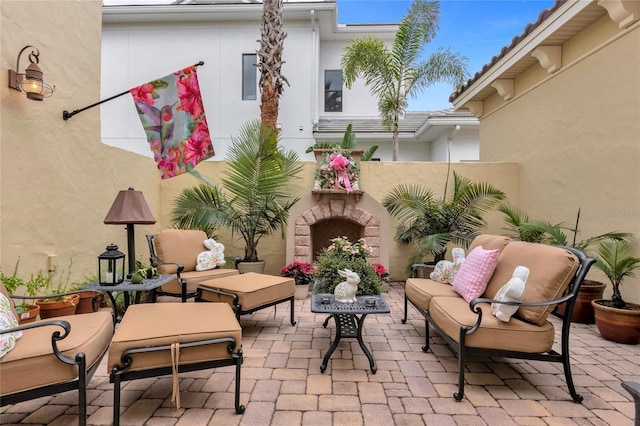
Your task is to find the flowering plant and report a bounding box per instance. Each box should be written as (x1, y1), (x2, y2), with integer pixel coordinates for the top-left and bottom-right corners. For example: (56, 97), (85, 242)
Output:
(313, 237), (384, 296)
(315, 152), (359, 192)
(371, 263), (389, 281)
(281, 261), (315, 285)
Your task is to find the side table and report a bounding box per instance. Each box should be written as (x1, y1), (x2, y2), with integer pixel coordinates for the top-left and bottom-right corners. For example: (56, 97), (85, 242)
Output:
(311, 293), (390, 373)
(81, 274), (175, 317)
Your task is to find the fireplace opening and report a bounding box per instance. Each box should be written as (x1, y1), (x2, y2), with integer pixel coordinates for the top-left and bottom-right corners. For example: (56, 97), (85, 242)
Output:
(311, 218), (363, 261)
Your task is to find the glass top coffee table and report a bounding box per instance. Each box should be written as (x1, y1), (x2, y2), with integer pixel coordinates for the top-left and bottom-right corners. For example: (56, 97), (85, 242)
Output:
(311, 293), (390, 374)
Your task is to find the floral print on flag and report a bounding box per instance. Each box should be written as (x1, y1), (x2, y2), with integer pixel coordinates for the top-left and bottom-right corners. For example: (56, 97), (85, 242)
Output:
(130, 65), (214, 179)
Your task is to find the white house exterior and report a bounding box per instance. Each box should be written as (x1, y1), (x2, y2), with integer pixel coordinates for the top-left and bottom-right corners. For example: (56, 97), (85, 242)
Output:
(101, 0), (478, 162)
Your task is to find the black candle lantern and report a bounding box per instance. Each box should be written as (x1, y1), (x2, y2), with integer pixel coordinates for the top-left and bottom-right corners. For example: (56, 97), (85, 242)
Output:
(98, 244), (125, 286)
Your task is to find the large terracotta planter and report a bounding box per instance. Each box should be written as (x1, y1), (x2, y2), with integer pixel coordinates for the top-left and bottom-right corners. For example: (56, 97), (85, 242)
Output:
(592, 299), (640, 344)
(36, 294), (80, 319)
(16, 304), (40, 324)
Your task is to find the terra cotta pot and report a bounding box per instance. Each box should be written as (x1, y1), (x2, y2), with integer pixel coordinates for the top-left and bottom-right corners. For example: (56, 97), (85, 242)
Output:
(36, 294), (80, 318)
(592, 299), (640, 344)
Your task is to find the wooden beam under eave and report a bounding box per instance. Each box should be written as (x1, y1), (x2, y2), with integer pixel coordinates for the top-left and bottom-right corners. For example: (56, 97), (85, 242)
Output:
(491, 79), (514, 101)
(464, 101), (484, 118)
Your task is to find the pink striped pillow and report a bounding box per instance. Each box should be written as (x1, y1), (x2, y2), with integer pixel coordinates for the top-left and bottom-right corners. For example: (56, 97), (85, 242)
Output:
(452, 246), (500, 302)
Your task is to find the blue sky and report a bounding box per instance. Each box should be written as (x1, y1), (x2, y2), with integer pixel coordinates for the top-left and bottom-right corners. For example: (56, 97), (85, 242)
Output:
(336, 0), (555, 110)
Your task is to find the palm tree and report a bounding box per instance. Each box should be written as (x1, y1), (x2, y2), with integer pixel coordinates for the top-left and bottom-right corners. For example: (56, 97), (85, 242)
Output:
(171, 120), (302, 262)
(383, 172), (505, 273)
(340, 0), (468, 161)
(257, 0), (288, 128)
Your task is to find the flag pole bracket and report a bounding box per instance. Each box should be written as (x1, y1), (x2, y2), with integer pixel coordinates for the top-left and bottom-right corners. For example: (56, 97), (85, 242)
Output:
(62, 61), (204, 121)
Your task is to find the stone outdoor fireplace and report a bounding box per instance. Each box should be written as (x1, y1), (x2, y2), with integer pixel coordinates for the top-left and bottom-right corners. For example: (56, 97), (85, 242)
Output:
(286, 149), (390, 268)
(285, 193), (389, 268)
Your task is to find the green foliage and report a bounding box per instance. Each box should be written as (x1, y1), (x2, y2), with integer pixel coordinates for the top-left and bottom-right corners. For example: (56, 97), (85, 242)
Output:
(312, 237), (384, 296)
(384, 172), (505, 274)
(306, 124), (379, 161)
(340, 0), (468, 160)
(499, 205), (631, 254)
(0, 258), (25, 294)
(170, 120), (303, 262)
(594, 239), (640, 308)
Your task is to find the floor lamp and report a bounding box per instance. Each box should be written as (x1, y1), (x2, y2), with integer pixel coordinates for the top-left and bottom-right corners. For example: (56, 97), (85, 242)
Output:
(104, 187), (156, 278)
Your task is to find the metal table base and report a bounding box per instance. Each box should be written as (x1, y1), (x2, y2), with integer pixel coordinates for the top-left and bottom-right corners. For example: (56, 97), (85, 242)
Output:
(311, 293), (390, 374)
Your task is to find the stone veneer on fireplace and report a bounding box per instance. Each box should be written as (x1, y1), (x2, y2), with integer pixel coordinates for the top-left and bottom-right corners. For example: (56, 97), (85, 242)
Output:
(285, 192), (390, 269)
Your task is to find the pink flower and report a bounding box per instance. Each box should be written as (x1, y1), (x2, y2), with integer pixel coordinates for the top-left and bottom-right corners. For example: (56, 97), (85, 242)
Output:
(183, 120), (214, 167)
(130, 83), (155, 105)
(177, 73), (204, 119)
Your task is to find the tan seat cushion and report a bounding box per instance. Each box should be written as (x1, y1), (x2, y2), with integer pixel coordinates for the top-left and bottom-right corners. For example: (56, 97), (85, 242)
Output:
(468, 234), (512, 253)
(198, 272), (295, 311)
(160, 268), (239, 295)
(405, 278), (459, 312)
(483, 242), (579, 326)
(0, 311), (114, 395)
(429, 297), (555, 353)
(154, 229), (208, 274)
(108, 303), (241, 373)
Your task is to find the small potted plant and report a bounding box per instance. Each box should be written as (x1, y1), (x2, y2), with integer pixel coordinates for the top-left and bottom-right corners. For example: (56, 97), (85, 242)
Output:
(0, 258), (41, 323)
(281, 261), (315, 299)
(35, 260), (79, 318)
(591, 239), (640, 344)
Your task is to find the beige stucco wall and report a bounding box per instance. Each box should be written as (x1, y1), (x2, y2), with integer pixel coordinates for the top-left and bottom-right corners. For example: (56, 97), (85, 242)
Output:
(1, 0), (162, 284)
(478, 19), (640, 303)
(158, 161), (520, 280)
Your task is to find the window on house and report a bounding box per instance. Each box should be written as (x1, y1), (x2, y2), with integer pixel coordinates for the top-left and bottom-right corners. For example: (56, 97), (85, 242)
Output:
(242, 54), (257, 100)
(324, 70), (342, 112)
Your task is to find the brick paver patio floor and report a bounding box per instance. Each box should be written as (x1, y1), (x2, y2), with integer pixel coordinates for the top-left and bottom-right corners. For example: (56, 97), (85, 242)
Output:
(2, 282), (638, 425)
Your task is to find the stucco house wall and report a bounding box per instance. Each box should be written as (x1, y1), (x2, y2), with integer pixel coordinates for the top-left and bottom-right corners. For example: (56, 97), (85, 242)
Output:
(1, 0), (162, 283)
(453, 3), (640, 303)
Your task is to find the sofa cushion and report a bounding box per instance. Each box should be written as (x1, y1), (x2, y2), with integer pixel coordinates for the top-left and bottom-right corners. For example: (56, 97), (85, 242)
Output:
(108, 303), (241, 373)
(484, 241), (579, 326)
(405, 278), (459, 312)
(0, 310), (113, 396)
(429, 297), (555, 353)
(452, 246), (500, 303)
(155, 229), (208, 274)
(468, 234), (512, 253)
(199, 272), (295, 311)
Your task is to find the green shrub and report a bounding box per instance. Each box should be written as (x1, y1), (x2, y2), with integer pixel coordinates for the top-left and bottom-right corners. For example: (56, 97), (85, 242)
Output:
(312, 237), (384, 296)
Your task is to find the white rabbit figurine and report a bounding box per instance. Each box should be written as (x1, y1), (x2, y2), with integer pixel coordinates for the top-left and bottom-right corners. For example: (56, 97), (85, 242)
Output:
(333, 269), (360, 303)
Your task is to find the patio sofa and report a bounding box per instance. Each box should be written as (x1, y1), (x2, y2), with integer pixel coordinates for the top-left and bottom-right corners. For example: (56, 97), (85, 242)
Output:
(0, 283), (114, 425)
(403, 234), (595, 402)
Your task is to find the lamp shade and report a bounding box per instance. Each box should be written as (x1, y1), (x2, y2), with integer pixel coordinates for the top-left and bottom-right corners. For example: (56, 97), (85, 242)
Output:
(104, 187), (156, 225)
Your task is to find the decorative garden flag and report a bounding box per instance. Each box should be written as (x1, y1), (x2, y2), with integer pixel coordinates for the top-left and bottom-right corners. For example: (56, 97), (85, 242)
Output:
(130, 65), (214, 179)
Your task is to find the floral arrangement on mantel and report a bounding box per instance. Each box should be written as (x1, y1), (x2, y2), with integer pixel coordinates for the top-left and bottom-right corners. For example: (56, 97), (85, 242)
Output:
(280, 261), (315, 285)
(314, 151), (360, 193)
(313, 236), (385, 296)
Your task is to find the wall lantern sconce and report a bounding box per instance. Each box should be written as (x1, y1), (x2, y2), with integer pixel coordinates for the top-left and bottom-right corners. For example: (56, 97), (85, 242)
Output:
(8, 45), (55, 101)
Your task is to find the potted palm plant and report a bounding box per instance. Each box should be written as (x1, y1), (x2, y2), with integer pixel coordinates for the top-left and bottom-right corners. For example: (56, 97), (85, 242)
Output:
(383, 172), (505, 275)
(171, 120), (303, 273)
(591, 239), (640, 344)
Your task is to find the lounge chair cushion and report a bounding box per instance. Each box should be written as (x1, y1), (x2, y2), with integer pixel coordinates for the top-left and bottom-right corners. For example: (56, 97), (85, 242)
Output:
(154, 229), (208, 274)
(198, 272), (295, 311)
(0, 310), (114, 395)
(429, 297), (555, 353)
(108, 303), (241, 373)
